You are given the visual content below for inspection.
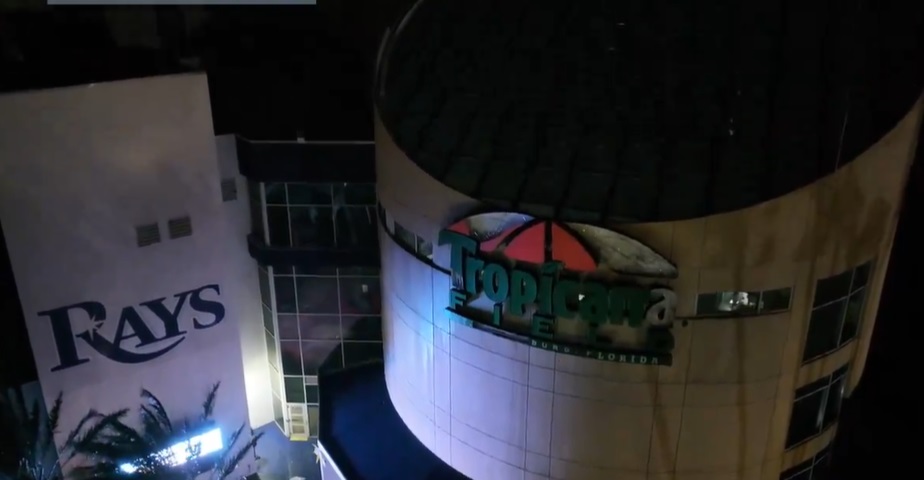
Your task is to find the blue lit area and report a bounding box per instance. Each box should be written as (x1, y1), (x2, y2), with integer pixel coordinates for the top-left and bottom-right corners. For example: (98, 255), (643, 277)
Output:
(118, 427), (224, 474)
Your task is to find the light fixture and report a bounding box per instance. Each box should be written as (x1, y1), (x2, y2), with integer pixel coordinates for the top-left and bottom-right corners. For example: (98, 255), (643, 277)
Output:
(119, 427), (223, 474)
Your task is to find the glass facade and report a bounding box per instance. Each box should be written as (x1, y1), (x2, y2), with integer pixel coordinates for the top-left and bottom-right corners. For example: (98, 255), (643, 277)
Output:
(251, 182), (383, 439)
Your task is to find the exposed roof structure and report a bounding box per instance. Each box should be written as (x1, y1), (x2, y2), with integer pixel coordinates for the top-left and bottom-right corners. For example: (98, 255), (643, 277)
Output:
(377, 0), (924, 223)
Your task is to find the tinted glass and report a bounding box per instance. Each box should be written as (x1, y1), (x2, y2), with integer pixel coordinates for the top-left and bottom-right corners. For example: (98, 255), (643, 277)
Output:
(340, 277), (381, 315)
(335, 183), (377, 205)
(259, 267), (271, 305)
(262, 305), (274, 335)
(394, 222), (417, 250)
(761, 288), (791, 312)
(695, 293), (721, 315)
(840, 289), (865, 342)
(417, 236), (433, 258)
(305, 385), (320, 404)
(342, 316), (383, 341)
(277, 314), (300, 340)
(248, 181), (264, 237)
(280, 341), (302, 375)
(339, 266), (379, 277)
(786, 390), (824, 447)
(803, 300), (845, 361)
(273, 276), (297, 313)
(264, 182), (287, 205)
(334, 206), (378, 248)
(302, 341), (340, 375)
(298, 315), (341, 340)
(288, 183), (331, 205)
(290, 206), (335, 248)
(284, 376), (305, 403)
(295, 265), (338, 276)
(269, 364), (281, 396)
(823, 376), (846, 427)
(272, 394), (284, 432)
(295, 276), (340, 314)
(266, 206), (291, 247)
(265, 332), (278, 371)
(851, 263), (871, 291)
(813, 270), (852, 307)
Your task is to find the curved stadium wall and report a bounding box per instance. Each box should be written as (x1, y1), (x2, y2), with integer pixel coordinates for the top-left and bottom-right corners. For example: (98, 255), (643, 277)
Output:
(374, 93), (922, 479)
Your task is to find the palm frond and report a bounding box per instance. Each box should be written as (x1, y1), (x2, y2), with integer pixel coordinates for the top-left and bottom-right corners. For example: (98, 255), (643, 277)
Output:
(139, 389), (172, 436)
(213, 426), (263, 480)
(200, 383), (221, 423)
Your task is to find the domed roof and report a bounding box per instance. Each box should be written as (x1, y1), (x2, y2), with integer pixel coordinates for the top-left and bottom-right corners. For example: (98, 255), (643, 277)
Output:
(377, 0), (924, 223)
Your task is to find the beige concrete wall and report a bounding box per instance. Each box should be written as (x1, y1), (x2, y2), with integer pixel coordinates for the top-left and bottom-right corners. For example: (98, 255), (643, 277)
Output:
(375, 94), (922, 479)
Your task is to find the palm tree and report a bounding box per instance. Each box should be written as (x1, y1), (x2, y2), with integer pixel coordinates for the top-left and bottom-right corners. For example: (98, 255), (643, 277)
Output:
(0, 388), (117, 480)
(68, 383), (262, 480)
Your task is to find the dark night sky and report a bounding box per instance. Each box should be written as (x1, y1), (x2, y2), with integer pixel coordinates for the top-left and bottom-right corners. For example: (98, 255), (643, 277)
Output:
(0, 1), (922, 478)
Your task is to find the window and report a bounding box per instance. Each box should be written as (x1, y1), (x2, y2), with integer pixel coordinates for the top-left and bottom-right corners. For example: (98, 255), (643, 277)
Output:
(695, 287), (791, 316)
(803, 262), (872, 362)
(220, 178), (238, 202)
(167, 216), (193, 239)
(264, 265), (382, 419)
(786, 365), (848, 448)
(261, 182), (378, 249)
(378, 202), (435, 262)
(135, 223), (161, 247)
(780, 445), (831, 479)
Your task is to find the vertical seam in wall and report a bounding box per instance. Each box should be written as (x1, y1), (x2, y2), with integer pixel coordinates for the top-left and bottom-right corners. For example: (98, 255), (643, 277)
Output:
(672, 332), (695, 474)
(547, 364), (556, 474)
(523, 351), (530, 471)
(644, 378), (659, 473)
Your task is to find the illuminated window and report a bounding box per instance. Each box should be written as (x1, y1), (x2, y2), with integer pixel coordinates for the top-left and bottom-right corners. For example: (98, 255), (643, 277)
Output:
(695, 287), (791, 316)
(261, 182), (377, 249)
(780, 445), (831, 479)
(802, 262), (872, 362)
(786, 365), (848, 449)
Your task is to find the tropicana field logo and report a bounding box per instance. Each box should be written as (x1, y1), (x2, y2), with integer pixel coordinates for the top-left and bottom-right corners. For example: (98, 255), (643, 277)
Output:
(438, 212), (679, 366)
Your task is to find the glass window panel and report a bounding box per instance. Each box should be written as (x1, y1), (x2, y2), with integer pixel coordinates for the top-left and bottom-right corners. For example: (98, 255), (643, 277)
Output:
(259, 267), (271, 306)
(786, 390), (825, 447)
(268, 364), (281, 396)
(802, 300), (845, 361)
(334, 206), (378, 249)
(295, 276), (340, 314)
(248, 181), (265, 237)
(290, 206), (335, 248)
(695, 293), (721, 315)
(262, 305), (275, 335)
(305, 385), (320, 404)
(284, 376), (305, 403)
(339, 267), (379, 277)
(339, 277), (381, 315)
(840, 289), (865, 342)
(308, 406), (320, 437)
(341, 316), (382, 341)
(718, 291), (760, 313)
(760, 288), (791, 312)
(822, 376), (847, 428)
(851, 263), (871, 291)
(301, 341), (340, 375)
(295, 265), (338, 276)
(277, 314), (300, 340)
(266, 206), (291, 247)
(272, 394), (285, 432)
(264, 182), (287, 205)
(417, 236), (433, 258)
(393, 222), (416, 250)
(273, 276), (297, 313)
(280, 341), (302, 375)
(288, 183), (331, 205)
(265, 331), (278, 371)
(343, 342), (384, 367)
(335, 183), (376, 205)
(813, 270), (852, 307)
(298, 315), (341, 340)
(780, 467), (812, 480)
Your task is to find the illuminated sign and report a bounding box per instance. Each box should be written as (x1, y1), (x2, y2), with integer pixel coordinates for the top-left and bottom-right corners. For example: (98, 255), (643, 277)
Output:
(38, 284), (225, 372)
(119, 427), (224, 474)
(439, 214), (678, 366)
